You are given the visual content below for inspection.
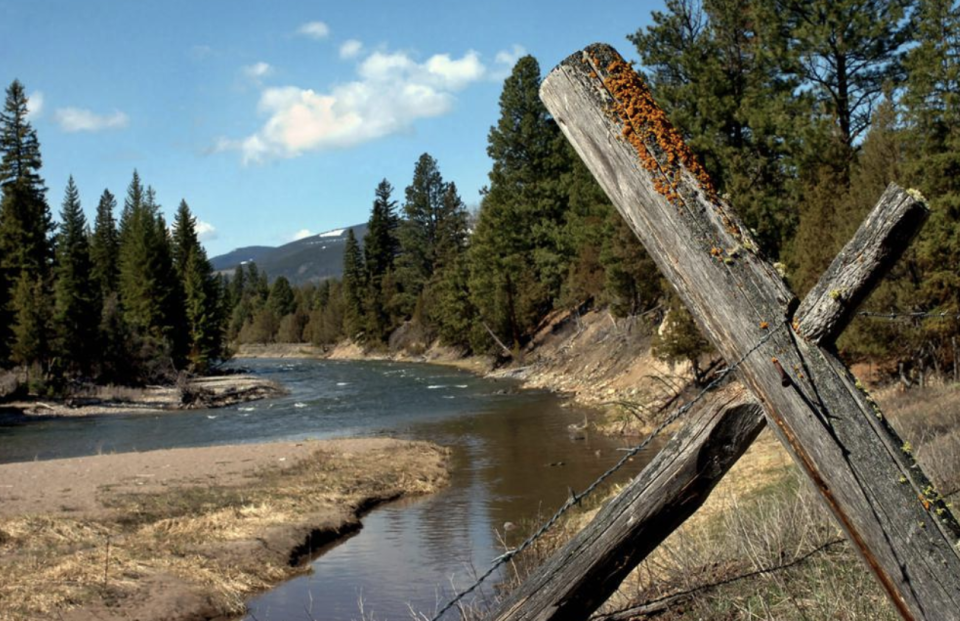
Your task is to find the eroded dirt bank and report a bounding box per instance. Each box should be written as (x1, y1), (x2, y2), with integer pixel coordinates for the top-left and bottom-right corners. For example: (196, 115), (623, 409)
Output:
(0, 438), (450, 621)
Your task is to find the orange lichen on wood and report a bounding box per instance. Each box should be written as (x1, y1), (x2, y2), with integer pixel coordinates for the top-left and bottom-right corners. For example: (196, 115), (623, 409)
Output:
(597, 55), (717, 206)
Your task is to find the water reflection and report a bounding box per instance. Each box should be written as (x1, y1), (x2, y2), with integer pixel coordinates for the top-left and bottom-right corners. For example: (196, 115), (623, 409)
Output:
(244, 366), (654, 620)
(0, 358), (656, 619)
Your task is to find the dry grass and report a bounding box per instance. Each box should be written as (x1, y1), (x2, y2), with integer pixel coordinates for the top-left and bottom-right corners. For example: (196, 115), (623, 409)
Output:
(0, 440), (449, 621)
(479, 382), (960, 621)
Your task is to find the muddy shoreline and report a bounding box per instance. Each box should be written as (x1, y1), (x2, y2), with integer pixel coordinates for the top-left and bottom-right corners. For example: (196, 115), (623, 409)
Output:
(0, 437), (450, 621)
(2, 374), (285, 418)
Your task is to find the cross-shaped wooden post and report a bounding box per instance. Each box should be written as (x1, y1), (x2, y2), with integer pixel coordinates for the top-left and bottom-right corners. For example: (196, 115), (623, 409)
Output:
(486, 44), (960, 621)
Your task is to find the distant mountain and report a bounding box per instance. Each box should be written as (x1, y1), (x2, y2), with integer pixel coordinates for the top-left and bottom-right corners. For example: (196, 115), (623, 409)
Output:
(210, 224), (368, 285)
(210, 246), (274, 272)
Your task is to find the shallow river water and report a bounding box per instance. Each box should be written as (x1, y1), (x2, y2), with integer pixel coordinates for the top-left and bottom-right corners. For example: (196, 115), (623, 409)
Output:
(0, 359), (657, 620)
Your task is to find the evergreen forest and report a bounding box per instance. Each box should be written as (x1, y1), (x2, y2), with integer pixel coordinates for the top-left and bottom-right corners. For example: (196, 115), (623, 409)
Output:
(5, 0), (960, 390)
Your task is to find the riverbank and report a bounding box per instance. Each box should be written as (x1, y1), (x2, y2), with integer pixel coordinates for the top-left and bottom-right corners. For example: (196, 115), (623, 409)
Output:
(0, 437), (450, 621)
(237, 307), (678, 422)
(2, 374), (285, 417)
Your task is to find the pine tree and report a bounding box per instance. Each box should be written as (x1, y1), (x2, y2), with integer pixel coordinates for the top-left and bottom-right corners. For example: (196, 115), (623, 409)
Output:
(362, 179), (400, 342)
(182, 248), (221, 371)
(434, 182), (469, 270)
(268, 276), (296, 317)
(52, 176), (99, 376)
(98, 292), (132, 384)
(0, 81), (53, 365)
(431, 253), (476, 348)
(600, 213), (663, 317)
(170, 198), (221, 370)
(90, 188), (119, 299)
(394, 153), (447, 317)
(901, 0), (960, 375)
(9, 272), (51, 376)
(172, 199), (200, 279)
(342, 228), (366, 339)
(364, 179), (400, 281)
(560, 158), (617, 308)
(653, 290), (714, 385)
(776, 0), (911, 166)
(117, 174), (184, 374)
(469, 55), (572, 350)
(630, 0), (804, 258)
(0, 81), (44, 191)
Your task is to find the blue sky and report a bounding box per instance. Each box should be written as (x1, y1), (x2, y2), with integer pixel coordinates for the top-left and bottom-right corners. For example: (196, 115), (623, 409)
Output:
(0, 0), (662, 256)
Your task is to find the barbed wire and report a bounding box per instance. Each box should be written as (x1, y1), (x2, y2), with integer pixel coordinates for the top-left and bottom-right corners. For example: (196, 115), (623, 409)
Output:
(588, 538), (847, 621)
(857, 311), (960, 320)
(428, 323), (786, 621)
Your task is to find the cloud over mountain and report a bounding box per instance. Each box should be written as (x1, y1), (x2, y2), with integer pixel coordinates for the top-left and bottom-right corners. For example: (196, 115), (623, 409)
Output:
(223, 45), (524, 164)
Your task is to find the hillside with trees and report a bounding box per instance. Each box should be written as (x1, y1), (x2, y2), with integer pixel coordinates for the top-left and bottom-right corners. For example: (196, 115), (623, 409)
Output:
(0, 81), (227, 392)
(229, 0), (960, 388)
(6, 0), (960, 393)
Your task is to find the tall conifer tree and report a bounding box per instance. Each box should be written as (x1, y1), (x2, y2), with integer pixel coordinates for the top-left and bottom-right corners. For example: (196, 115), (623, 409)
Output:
(172, 199), (222, 370)
(468, 55), (571, 350)
(90, 189), (119, 299)
(363, 179), (400, 341)
(342, 228), (366, 339)
(52, 176), (99, 375)
(394, 154), (447, 316)
(9, 273), (50, 373)
(117, 174), (184, 372)
(0, 81), (53, 365)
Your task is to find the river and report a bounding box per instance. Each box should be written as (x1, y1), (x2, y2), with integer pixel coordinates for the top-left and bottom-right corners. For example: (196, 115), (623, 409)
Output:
(0, 358), (657, 619)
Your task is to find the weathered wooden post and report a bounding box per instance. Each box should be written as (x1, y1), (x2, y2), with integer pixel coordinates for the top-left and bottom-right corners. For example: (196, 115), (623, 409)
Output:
(489, 44), (960, 621)
(487, 185), (935, 621)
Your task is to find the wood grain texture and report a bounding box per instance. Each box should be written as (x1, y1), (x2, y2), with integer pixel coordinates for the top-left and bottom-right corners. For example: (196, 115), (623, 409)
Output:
(795, 183), (929, 345)
(536, 44), (960, 621)
(485, 187), (924, 620)
(488, 385), (763, 621)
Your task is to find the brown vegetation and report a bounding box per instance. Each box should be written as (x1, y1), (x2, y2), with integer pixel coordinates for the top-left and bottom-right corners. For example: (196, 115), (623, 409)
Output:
(485, 383), (960, 620)
(0, 438), (449, 621)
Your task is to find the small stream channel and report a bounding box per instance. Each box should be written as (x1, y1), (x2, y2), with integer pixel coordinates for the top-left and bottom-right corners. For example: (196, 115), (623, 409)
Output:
(0, 358), (658, 619)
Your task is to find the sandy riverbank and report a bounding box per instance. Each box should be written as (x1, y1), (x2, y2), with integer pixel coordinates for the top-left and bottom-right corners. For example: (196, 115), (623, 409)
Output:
(0, 437), (450, 621)
(2, 374), (285, 417)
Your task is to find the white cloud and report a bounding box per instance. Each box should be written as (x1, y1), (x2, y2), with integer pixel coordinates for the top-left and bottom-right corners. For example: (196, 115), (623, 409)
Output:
(243, 62), (273, 80)
(491, 44), (527, 79)
(495, 44), (526, 66)
(196, 220), (217, 241)
(291, 228), (313, 241)
(425, 51), (485, 89)
(223, 48), (490, 163)
(26, 91), (44, 121)
(297, 21), (330, 39)
(339, 39), (363, 59)
(54, 108), (129, 133)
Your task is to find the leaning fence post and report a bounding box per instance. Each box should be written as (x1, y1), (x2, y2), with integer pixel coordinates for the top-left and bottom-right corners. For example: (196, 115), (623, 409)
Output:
(522, 43), (960, 621)
(486, 182), (934, 621)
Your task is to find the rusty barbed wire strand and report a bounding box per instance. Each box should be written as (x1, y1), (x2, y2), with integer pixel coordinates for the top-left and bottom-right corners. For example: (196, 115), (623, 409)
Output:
(427, 323), (787, 620)
(857, 311), (960, 320)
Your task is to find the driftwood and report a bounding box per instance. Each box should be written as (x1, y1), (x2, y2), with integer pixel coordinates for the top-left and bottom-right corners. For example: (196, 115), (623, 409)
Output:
(486, 181), (929, 620)
(510, 43), (960, 621)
